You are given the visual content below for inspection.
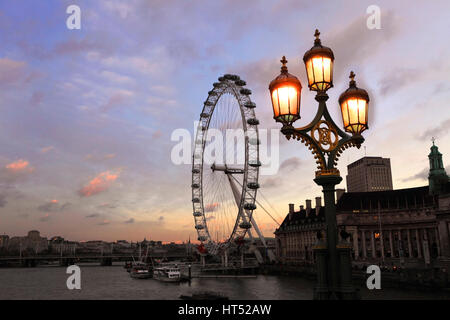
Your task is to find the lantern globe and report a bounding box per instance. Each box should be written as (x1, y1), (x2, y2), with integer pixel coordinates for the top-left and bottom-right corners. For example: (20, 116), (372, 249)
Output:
(269, 56), (302, 126)
(303, 29), (335, 92)
(338, 71), (370, 135)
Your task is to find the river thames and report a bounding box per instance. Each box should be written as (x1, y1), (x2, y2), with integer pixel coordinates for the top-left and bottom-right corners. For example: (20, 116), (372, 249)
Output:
(0, 263), (449, 300)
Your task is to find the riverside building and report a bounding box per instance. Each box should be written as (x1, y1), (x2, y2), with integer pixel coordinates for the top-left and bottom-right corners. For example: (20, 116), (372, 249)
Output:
(275, 142), (450, 270)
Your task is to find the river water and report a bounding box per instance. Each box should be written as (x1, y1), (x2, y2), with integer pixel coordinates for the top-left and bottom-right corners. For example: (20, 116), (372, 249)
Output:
(0, 263), (449, 300)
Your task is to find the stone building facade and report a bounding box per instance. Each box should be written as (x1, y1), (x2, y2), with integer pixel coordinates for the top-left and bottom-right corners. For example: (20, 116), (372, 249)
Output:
(346, 156), (393, 192)
(0, 235), (9, 248)
(8, 230), (49, 254)
(275, 143), (450, 270)
(275, 198), (325, 265)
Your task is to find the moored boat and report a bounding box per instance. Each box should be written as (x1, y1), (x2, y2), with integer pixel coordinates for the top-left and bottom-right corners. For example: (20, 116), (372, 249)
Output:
(130, 265), (153, 279)
(153, 265), (181, 282)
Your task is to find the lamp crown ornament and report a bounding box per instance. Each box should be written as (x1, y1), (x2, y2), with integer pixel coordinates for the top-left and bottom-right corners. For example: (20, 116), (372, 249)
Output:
(349, 71), (356, 87)
(280, 55), (288, 73)
(339, 71), (369, 103)
(314, 29), (321, 45)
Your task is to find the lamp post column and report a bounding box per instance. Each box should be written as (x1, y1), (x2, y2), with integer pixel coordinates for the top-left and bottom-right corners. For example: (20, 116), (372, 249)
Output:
(314, 174), (342, 299)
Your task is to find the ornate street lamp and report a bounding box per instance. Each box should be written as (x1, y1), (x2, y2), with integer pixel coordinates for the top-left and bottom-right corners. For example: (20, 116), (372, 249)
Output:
(339, 71), (370, 137)
(269, 56), (302, 126)
(269, 29), (370, 300)
(303, 29), (334, 92)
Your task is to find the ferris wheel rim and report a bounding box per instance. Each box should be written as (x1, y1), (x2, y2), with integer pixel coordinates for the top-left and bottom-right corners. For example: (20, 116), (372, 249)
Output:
(191, 74), (260, 255)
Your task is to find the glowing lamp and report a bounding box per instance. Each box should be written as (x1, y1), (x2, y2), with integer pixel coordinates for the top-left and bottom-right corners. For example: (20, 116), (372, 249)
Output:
(338, 71), (370, 135)
(303, 29), (334, 92)
(269, 56), (302, 126)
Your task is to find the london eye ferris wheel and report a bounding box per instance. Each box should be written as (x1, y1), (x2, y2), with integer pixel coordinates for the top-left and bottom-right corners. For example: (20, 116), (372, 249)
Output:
(191, 74), (264, 256)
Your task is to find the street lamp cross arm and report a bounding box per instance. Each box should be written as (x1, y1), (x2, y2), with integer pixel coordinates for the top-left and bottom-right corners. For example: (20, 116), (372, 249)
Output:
(279, 95), (365, 177)
(327, 134), (363, 171)
(281, 127), (327, 173)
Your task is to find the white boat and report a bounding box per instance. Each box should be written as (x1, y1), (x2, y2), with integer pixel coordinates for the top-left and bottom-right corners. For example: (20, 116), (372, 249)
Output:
(130, 265), (153, 279)
(153, 266), (181, 282)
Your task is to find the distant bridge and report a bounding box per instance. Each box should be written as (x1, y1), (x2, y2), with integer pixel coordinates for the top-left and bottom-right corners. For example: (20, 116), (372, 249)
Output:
(0, 252), (190, 267)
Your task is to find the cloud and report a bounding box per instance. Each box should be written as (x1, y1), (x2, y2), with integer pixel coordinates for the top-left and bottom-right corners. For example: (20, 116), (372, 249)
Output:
(98, 220), (110, 226)
(402, 168), (428, 182)
(37, 201), (59, 212)
(155, 216), (165, 226)
(40, 146), (55, 154)
(30, 91), (44, 106)
(327, 10), (400, 80)
(124, 218), (135, 224)
(204, 202), (220, 212)
(262, 176), (282, 189)
(37, 200), (71, 212)
(152, 130), (163, 139)
(5, 159), (32, 172)
(100, 70), (135, 84)
(86, 213), (101, 218)
(234, 58), (281, 91)
(53, 38), (111, 57)
(97, 203), (117, 209)
(101, 1), (135, 19)
(78, 170), (120, 197)
(0, 58), (27, 85)
(85, 153), (117, 161)
(378, 68), (417, 96)
(39, 213), (51, 222)
(100, 89), (134, 112)
(100, 55), (167, 76)
(60, 202), (71, 211)
(280, 157), (302, 171)
(0, 194), (7, 207)
(402, 165), (450, 182)
(0, 159), (34, 185)
(419, 118), (450, 141)
(150, 85), (175, 96)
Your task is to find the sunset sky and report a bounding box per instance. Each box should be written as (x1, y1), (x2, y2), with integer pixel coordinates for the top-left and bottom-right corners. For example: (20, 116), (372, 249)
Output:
(0, 0), (449, 242)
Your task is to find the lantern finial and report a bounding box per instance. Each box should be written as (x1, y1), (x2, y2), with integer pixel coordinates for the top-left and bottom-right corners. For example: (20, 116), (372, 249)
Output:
(314, 29), (321, 45)
(280, 56), (288, 73)
(349, 71), (356, 87)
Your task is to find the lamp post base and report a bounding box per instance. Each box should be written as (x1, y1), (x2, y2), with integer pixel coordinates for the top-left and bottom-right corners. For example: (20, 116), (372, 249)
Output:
(338, 243), (359, 300)
(312, 241), (331, 300)
(313, 244), (359, 300)
(312, 175), (359, 300)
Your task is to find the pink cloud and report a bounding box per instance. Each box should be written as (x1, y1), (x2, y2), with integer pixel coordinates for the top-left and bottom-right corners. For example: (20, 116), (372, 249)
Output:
(0, 58), (26, 85)
(39, 213), (50, 222)
(152, 130), (162, 139)
(100, 89), (134, 112)
(40, 146), (55, 154)
(5, 159), (33, 173)
(78, 171), (120, 197)
(30, 91), (44, 106)
(53, 39), (106, 56)
(205, 202), (220, 212)
(84, 153), (116, 161)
